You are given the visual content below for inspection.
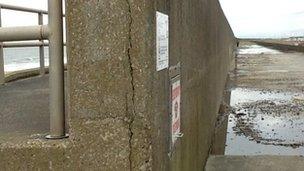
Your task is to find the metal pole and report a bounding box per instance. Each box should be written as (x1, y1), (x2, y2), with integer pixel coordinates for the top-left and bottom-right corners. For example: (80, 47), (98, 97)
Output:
(0, 6), (4, 85)
(46, 0), (67, 139)
(38, 13), (45, 76)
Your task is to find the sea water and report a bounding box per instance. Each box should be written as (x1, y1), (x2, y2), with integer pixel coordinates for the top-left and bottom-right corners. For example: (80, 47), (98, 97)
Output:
(3, 47), (67, 73)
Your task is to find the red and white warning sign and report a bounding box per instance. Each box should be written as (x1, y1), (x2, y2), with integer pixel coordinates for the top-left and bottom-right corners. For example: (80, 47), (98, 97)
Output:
(171, 79), (181, 145)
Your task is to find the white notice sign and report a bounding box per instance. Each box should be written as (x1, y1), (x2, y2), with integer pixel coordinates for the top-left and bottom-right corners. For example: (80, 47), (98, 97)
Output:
(171, 79), (181, 145)
(156, 12), (169, 71)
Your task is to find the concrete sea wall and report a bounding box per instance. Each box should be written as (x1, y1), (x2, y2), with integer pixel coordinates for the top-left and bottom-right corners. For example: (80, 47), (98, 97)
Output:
(254, 40), (304, 52)
(0, 0), (235, 170)
(66, 0), (235, 170)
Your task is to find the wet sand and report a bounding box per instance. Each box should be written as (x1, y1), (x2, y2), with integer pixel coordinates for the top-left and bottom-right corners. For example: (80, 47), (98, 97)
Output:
(225, 42), (304, 155)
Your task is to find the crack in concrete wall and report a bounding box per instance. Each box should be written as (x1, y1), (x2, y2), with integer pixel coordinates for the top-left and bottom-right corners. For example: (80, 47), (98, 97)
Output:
(125, 0), (135, 170)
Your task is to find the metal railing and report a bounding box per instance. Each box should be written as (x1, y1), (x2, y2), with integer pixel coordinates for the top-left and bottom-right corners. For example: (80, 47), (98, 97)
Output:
(0, 4), (52, 81)
(0, 1), (67, 139)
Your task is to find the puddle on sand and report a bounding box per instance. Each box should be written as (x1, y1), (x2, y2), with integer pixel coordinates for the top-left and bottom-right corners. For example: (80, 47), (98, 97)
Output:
(225, 88), (304, 155)
(238, 45), (282, 55)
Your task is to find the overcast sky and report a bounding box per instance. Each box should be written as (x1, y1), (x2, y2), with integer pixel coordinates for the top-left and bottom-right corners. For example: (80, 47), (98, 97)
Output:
(0, 0), (47, 26)
(220, 0), (304, 38)
(0, 0), (303, 38)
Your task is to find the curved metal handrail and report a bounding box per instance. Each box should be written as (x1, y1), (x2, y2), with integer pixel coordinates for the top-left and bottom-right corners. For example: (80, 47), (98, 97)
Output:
(0, 3), (48, 14)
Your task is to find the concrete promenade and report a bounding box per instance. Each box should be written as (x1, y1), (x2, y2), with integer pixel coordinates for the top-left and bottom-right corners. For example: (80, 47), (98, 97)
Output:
(0, 75), (67, 144)
(0, 76), (49, 136)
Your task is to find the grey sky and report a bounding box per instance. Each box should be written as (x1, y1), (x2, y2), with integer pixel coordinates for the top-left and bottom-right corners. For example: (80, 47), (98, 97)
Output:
(219, 0), (304, 38)
(0, 0), (47, 26)
(0, 0), (303, 38)
(0, 0), (67, 41)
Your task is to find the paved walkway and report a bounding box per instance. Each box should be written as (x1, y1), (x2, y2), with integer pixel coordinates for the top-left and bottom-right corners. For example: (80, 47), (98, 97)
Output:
(0, 76), (50, 136)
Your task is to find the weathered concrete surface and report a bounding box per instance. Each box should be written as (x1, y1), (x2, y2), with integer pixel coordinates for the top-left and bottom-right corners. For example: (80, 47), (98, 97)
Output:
(66, 1), (136, 169)
(0, 134), (69, 170)
(0, 0), (235, 170)
(211, 82), (231, 155)
(206, 155), (304, 171)
(169, 0), (235, 170)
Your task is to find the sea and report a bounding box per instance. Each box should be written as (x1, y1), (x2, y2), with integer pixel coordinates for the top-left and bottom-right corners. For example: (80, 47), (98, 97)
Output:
(3, 47), (67, 73)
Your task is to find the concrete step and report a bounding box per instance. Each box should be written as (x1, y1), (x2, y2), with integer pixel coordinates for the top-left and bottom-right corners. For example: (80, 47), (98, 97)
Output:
(205, 155), (304, 171)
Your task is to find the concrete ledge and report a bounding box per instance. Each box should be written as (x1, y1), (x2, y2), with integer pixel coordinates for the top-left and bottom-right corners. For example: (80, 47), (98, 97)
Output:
(5, 68), (48, 83)
(0, 133), (69, 149)
(0, 132), (70, 170)
(206, 155), (304, 171)
(3, 65), (67, 83)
